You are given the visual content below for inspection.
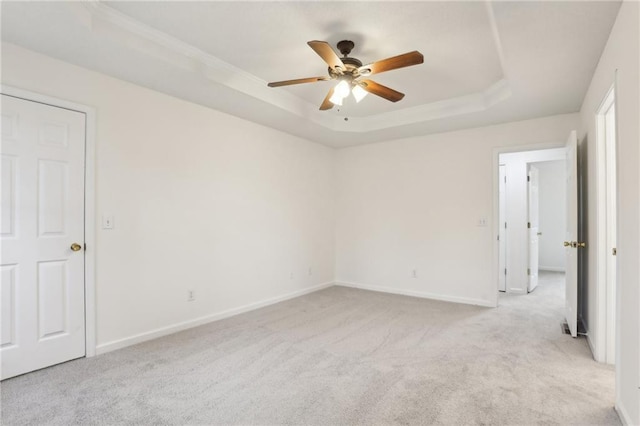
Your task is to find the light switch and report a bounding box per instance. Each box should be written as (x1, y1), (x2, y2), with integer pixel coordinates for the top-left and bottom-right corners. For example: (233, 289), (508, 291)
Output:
(102, 214), (114, 230)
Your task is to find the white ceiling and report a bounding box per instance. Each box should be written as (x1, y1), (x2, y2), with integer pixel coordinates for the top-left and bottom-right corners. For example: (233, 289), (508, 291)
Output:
(1, 1), (621, 148)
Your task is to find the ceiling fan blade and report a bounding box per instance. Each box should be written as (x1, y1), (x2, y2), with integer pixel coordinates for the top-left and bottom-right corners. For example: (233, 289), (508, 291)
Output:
(359, 79), (405, 102)
(359, 51), (424, 76)
(319, 87), (335, 110)
(268, 76), (330, 87)
(308, 41), (345, 72)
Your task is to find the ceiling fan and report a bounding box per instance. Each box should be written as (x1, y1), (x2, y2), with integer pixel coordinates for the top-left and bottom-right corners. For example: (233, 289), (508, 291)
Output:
(267, 40), (424, 110)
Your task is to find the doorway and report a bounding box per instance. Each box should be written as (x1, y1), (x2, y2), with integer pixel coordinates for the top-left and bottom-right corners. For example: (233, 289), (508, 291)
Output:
(497, 148), (566, 295)
(1, 89), (96, 379)
(530, 161), (567, 275)
(496, 134), (581, 337)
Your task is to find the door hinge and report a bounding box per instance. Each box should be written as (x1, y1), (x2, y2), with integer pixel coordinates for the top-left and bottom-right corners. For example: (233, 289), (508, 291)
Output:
(527, 268), (531, 275)
(504, 268), (507, 275)
(504, 222), (507, 229)
(612, 248), (617, 256)
(497, 235), (500, 241)
(504, 176), (507, 183)
(527, 175), (530, 182)
(527, 222), (531, 228)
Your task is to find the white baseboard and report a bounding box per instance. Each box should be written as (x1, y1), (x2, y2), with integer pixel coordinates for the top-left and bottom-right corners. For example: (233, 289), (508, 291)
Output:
(336, 280), (495, 308)
(586, 333), (599, 361)
(539, 266), (566, 272)
(615, 401), (633, 425)
(95, 281), (334, 355)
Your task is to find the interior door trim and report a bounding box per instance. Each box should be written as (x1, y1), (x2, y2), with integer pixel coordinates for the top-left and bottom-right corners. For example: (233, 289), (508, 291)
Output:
(1, 85), (97, 358)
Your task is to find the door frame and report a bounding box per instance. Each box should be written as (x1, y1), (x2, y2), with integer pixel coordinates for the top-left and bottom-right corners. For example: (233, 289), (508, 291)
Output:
(1, 85), (97, 358)
(594, 82), (618, 365)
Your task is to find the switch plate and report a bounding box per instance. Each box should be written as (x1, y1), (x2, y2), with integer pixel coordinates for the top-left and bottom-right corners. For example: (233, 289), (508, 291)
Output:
(102, 214), (114, 229)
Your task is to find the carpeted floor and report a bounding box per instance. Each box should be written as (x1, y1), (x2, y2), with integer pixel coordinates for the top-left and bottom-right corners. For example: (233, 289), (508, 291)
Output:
(1, 272), (618, 425)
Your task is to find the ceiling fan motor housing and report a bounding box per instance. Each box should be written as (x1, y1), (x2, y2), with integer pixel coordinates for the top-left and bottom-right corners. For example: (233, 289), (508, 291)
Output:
(329, 40), (363, 78)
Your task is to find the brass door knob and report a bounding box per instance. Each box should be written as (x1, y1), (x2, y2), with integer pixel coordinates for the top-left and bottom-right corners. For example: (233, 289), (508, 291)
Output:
(576, 242), (586, 248)
(563, 241), (571, 247)
(70, 243), (83, 252)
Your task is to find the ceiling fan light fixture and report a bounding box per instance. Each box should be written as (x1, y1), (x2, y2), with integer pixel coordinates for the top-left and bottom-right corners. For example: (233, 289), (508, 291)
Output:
(329, 92), (344, 106)
(330, 80), (350, 105)
(267, 40), (423, 110)
(335, 80), (350, 97)
(352, 85), (368, 103)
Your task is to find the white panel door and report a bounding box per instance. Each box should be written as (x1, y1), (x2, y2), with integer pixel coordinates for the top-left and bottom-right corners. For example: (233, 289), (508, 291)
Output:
(528, 166), (540, 292)
(565, 130), (578, 337)
(1, 94), (86, 379)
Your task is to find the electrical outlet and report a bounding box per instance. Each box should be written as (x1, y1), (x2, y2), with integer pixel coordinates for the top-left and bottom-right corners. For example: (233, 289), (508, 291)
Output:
(187, 290), (195, 302)
(477, 218), (487, 227)
(308, 267), (312, 276)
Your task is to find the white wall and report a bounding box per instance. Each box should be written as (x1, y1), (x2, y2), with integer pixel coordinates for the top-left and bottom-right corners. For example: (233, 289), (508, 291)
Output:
(536, 161), (566, 272)
(335, 114), (579, 306)
(1, 43), (336, 352)
(578, 1), (639, 423)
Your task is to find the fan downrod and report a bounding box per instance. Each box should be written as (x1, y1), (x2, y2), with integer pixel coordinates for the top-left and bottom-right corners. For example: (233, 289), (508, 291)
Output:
(337, 40), (355, 57)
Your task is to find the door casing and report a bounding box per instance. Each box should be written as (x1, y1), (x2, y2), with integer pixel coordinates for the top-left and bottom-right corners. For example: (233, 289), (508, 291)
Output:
(1, 85), (97, 358)
(595, 82), (618, 366)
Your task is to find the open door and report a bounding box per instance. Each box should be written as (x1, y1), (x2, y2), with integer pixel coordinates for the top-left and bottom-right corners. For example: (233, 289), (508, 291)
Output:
(565, 130), (578, 337)
(528, 165), (540, 292)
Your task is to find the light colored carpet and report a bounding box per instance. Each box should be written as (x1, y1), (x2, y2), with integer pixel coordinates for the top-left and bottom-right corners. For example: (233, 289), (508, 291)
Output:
(1, 272), (618, 425)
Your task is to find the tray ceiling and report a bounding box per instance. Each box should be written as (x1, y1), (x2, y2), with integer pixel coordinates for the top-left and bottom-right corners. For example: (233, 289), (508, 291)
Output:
(1, 1), (621, 147)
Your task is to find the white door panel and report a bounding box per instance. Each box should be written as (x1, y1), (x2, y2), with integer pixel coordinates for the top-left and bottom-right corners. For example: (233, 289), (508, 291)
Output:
(1, 156), (17, 236)
(1, 265), (17, 347)
(565, 130), (578, 338)
(1, 94), (86, 379)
